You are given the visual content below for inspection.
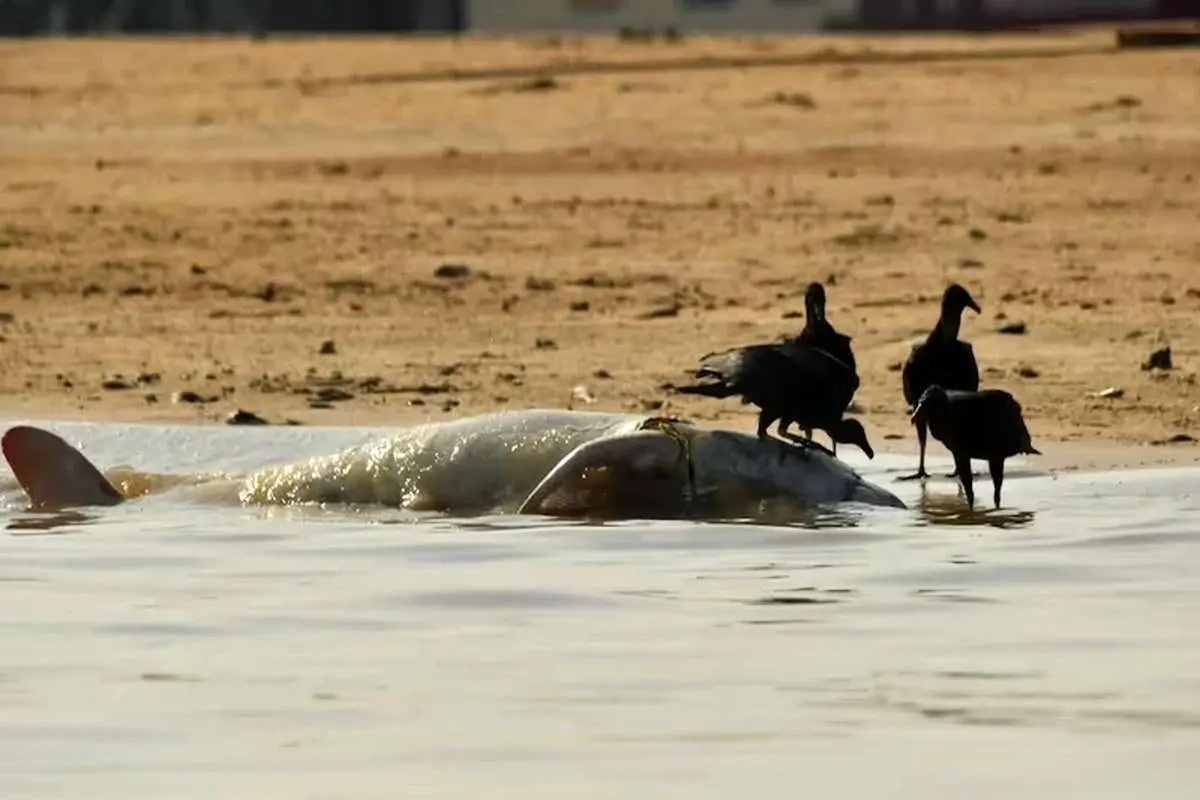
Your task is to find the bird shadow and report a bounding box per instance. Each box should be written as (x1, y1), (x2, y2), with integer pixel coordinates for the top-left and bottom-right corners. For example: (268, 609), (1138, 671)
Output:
(914, 485), (1036, 530)
(5, 509), (100, 536)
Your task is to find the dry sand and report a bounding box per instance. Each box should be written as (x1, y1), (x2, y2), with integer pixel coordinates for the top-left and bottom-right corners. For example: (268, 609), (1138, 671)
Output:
(0, 29), (1197, 472)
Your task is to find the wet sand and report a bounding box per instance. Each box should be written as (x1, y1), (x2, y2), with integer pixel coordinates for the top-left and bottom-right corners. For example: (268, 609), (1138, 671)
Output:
(0, 29), (1197, 471)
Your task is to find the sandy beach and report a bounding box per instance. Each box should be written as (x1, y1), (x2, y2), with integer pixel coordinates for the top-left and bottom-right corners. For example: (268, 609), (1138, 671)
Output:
(0, 28), (1196, 471)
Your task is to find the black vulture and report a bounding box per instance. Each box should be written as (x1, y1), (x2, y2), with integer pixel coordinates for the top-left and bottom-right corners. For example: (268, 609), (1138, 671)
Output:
(790, 281), (859, 445)
(673, 340), (874, 460)
(910, 384), (1041, 509)
(899, 282), (982, 480)
(793, 281), (857, 376)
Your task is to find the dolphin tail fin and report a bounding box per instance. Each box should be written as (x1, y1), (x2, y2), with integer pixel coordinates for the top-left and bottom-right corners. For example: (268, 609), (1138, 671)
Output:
(2, 425), (125, 509)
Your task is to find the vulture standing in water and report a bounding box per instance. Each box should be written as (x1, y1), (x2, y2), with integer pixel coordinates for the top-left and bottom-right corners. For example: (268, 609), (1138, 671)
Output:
(672, 282), (872, 459)
(909, 385), (1041, 508)
(899, 282), (982, 480)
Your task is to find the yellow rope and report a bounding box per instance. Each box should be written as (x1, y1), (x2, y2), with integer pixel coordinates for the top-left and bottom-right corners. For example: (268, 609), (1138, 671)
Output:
(638, 416), (697, 503)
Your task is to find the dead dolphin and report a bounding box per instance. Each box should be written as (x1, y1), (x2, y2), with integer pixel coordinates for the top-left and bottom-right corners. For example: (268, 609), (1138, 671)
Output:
(2, 409), (905, 520)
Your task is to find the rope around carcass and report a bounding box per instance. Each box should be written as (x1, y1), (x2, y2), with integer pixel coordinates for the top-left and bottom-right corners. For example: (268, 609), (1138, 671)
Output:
(638, 416), (697, 505)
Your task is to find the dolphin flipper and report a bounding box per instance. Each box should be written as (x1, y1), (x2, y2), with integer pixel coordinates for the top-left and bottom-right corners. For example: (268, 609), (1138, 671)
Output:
(2, 426), (124, 509)
(517, 431), (685, 516)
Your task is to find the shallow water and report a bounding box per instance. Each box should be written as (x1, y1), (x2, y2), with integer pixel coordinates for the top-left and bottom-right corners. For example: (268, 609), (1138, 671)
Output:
(1, 420), (1198, 799)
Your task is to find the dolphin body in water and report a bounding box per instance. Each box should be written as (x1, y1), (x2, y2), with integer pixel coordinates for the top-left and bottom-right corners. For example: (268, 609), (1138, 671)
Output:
(1, 409), (905, 520)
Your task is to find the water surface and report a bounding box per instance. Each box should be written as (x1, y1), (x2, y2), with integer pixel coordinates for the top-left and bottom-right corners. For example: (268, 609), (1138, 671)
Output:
(1, 420), (1198, 799)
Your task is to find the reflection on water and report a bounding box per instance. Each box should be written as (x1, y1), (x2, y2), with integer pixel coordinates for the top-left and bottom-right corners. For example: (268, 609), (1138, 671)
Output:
(5, 509), (99, 535)
(914, 484), (1038, 530)
(1, 421), (1199, 798)
(858, 668), (1200, 733)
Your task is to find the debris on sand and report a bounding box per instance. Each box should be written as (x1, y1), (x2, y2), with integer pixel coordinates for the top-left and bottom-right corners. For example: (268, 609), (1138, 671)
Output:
(318, 339), (337, 355)
(997, 321), (1027, 335)
(766, 91), (817, 110)
(513, 76), (562, 92)
(226, 409), (269, 425)
(313, 386), (354, 403)
(1082, 94), (1143, 113)
(1150, 433), (1196, 446)
(1142, 347), (1173, 371)
(1091, 387), (1125, 399)
(525, 276), (556, 292)
(434, 263), (471, 280)
(830, 224), (911, 248)
(400, 381), (456, 395)
(173, 390), (215, 404)
(639, 303), (681, 319)
(478, 76), (563, 95)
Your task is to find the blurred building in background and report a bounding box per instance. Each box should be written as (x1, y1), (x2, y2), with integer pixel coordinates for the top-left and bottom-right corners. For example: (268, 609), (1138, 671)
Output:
(0, 0), (1192, 36)
(0, 0), (465, 35)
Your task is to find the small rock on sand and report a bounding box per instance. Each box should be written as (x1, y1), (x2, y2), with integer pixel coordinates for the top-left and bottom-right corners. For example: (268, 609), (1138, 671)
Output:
(639, 303), (681, 319)
(1142, 347), (1173, 371)
(434, 263), (471, 280)
(313, 386), (354, 403)
(226, 409), (269, 425)
(768, 91), (817, 109)
(525, 276), (556, 291)
(1150, 433), (1196, 446)
(173, 390), (214, 404)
